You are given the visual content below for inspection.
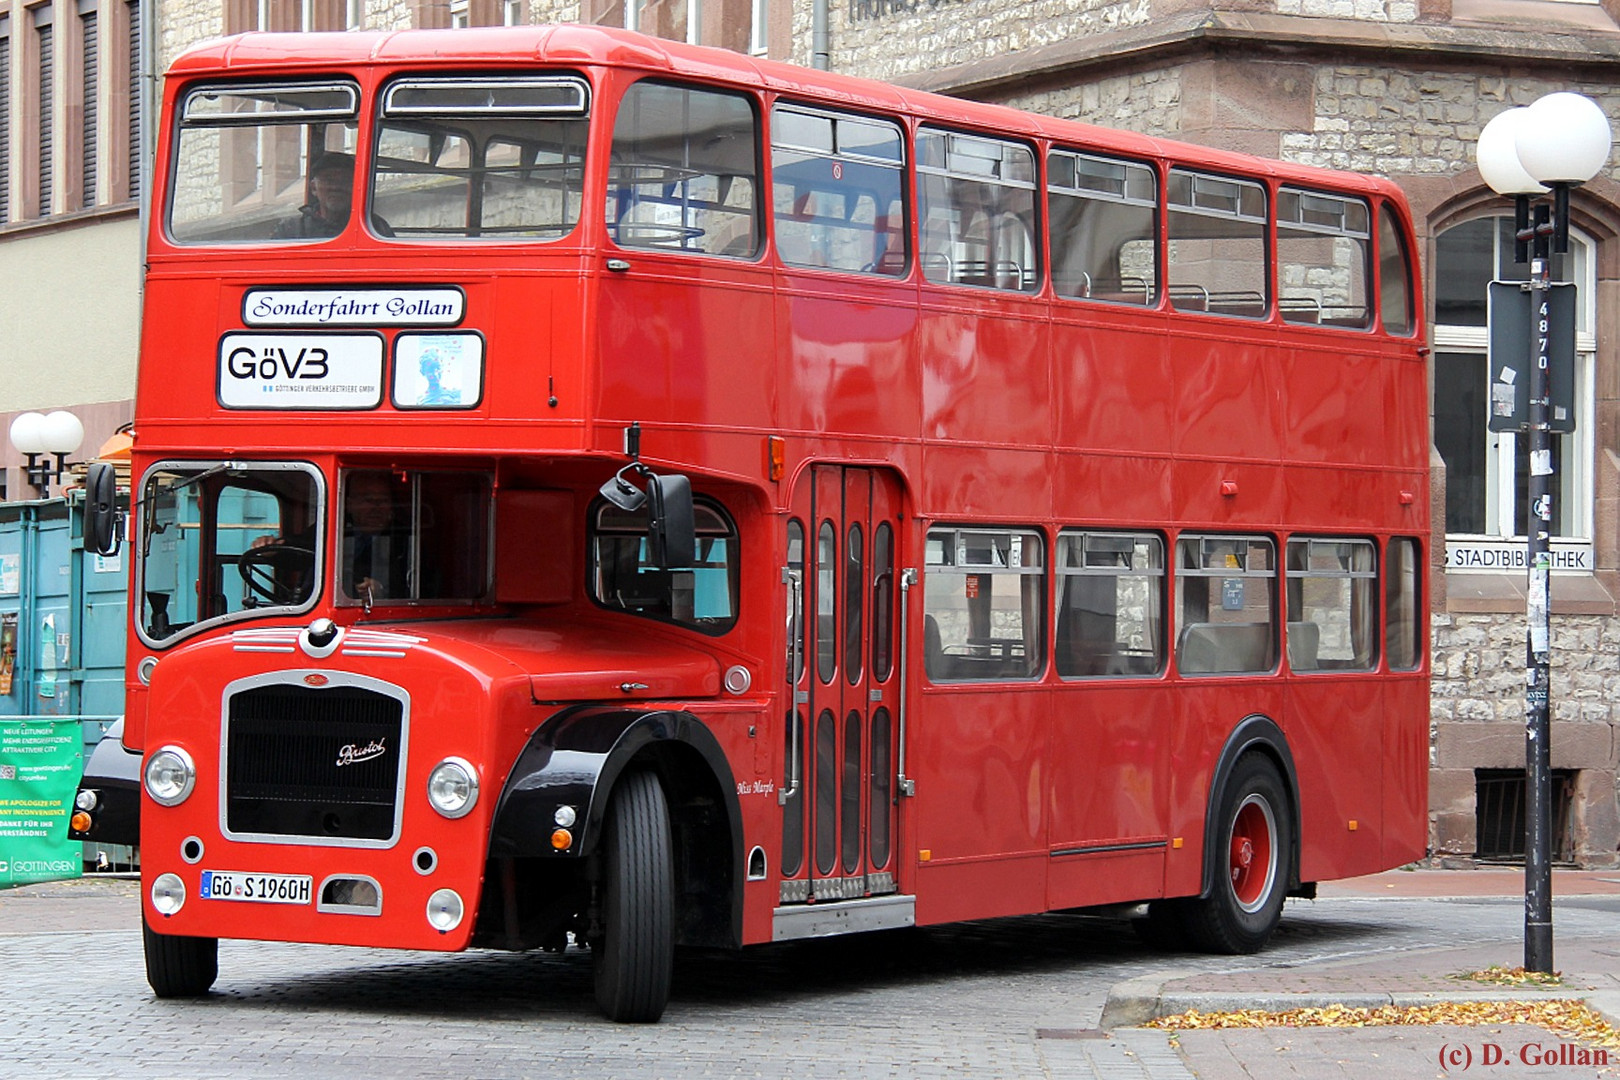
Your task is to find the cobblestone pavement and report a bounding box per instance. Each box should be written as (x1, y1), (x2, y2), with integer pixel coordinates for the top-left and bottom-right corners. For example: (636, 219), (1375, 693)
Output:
(1, 876), (1618, 1079)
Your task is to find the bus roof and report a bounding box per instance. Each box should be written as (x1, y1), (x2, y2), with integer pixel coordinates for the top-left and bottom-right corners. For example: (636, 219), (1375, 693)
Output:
(167, 24), (1406, 202)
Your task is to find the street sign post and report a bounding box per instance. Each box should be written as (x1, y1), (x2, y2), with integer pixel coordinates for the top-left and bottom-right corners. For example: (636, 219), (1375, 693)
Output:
(1487, 280), (1576, 434)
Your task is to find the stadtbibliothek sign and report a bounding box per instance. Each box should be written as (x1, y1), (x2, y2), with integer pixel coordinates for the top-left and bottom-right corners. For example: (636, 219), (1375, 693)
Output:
(1446, 540), (1593, 572)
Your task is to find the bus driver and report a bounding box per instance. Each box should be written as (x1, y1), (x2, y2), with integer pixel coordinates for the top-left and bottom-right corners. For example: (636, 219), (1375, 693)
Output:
(344, 471), (409, 601)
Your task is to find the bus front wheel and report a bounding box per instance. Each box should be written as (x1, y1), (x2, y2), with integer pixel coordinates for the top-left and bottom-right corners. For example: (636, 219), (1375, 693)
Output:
(592, 769), (675, 1023)
(142, 919), (218, 997)
(1184, 753), (1290, 954)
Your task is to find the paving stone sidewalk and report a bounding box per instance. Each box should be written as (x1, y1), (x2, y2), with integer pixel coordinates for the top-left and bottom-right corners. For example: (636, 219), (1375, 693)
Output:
(1098, 869), (1620, 1079)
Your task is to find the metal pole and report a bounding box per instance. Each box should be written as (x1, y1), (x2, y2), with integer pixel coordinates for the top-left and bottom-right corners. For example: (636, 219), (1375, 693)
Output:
(811, 0), (830, 70)
(1522, 196), (1555, 974)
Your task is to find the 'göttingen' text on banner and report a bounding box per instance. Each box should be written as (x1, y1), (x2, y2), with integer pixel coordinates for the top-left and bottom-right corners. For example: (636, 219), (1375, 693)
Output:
(0, 719), (84, 889)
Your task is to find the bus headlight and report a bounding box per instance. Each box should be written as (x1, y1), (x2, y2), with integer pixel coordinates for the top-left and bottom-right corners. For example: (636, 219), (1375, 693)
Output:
(426, 888), (464, 932)
(151, 873), (186, 915)
(426, 757), (478, 819)
(144, 747), (196, 807)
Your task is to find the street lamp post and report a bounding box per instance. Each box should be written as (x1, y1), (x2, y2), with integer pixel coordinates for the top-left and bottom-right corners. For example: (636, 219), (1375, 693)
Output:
(1475, 92), (1611, 974)
(7, 410), (87, 497)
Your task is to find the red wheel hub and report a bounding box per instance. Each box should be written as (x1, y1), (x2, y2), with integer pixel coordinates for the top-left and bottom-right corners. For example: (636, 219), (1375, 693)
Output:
(1228, 797), (1275, 909)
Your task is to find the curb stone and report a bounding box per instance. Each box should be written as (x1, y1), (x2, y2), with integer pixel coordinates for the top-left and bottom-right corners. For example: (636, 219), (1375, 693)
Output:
(1103, 979), (1620, 1031)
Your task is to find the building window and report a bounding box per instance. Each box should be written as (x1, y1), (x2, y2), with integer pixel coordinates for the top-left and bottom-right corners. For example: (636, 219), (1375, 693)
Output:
(1433, 216), (1595, 560)
(34, 3), (53, 217)
(503, 0), (524, 23)
(126, 0), (140, 199)
(748, 0), (765, 54)
(0, 0), (138, 223)
(232, 0), (345, 33)
(79, 0), (98, 208)
(449, 0), (468, 26)
(627, 0), (699, 43)
(1, 12), (12, 223)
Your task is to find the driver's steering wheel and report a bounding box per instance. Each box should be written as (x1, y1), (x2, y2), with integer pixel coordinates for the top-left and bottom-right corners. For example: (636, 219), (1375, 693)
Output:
(238, 543), (315, 607)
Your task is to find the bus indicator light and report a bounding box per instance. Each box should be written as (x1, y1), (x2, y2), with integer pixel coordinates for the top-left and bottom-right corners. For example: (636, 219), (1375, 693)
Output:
(767, 436), (785, 481)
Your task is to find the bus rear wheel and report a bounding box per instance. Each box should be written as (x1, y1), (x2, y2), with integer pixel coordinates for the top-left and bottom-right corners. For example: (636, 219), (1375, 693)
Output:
(1183, 753), (1290, 954)
(592, 769), (675, 1023)
(142, 919), (218, 997)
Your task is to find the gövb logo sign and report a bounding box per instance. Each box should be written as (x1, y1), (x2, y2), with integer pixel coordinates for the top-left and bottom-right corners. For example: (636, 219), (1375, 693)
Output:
(218, 332), (385, 410)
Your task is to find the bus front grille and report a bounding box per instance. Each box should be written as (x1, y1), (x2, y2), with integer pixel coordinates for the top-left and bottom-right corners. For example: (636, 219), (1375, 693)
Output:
(225, 683), (405, 843)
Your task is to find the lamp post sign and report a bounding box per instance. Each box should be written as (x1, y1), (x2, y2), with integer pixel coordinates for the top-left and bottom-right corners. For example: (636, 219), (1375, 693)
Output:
(1475, 91), (1611, 975)
(1487, 280), (1575, 434)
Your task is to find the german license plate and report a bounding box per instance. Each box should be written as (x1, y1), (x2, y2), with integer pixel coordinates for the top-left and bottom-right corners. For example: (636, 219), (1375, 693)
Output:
(200, 870), (313, 905)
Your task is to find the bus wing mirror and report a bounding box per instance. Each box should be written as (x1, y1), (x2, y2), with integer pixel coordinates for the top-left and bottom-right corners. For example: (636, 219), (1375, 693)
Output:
(599, 467), (648, 512)
(84, 462), (123, 556)
(646, 473), (695, 569)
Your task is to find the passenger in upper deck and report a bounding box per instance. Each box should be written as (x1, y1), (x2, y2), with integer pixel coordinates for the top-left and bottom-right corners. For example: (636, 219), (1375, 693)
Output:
(271, 152), (354, 240)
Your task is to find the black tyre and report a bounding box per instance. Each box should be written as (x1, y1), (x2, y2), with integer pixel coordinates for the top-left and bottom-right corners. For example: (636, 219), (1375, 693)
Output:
(1182, 753), (1291, 954)
(142, 919), (218, 998)
(592, 769), (675, 1023)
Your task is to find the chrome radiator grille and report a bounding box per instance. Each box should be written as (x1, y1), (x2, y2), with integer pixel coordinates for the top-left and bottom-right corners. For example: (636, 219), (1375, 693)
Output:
(224, 683), (404, 843)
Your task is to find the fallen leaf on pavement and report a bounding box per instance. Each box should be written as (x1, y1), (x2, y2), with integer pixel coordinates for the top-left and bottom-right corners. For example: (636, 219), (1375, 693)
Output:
(1147, 999), (1620, 1054)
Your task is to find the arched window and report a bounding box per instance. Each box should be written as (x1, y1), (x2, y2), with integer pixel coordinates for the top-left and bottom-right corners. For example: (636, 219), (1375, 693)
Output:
(1432, 216), (1595, 561)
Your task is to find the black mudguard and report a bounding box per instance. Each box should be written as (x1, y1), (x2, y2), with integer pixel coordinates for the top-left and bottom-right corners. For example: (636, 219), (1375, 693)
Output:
(490, 706), (741, 862)
(489, 706), (745, 948)
(1199, 714), (1303, 900)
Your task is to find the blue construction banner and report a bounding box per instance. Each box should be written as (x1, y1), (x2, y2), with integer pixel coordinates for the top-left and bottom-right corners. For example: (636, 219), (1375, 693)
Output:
(0, 718), (84, 888)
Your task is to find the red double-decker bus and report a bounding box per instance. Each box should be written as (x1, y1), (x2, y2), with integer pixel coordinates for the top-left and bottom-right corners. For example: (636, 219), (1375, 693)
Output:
(72, 24), (1429, 1022)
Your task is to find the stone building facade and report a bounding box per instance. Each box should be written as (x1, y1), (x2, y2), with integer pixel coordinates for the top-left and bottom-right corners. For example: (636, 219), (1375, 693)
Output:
(0, 0), (144, 498)
(120, 0), (1620, 867)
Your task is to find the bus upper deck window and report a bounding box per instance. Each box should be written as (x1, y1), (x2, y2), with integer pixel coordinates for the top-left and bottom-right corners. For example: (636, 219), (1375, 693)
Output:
(917, 128), (1039, 292)
(607, 82), (760, 258)
(169, 82), (359, 245)
(1379, 204), (1417, 336)
(771, 104), (906, 276)
(1166, 169), (1267, 318)
(1277, 188), (1371, 329)
(1048, 149), (1157, 305)
(372, 76), (590, 241)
